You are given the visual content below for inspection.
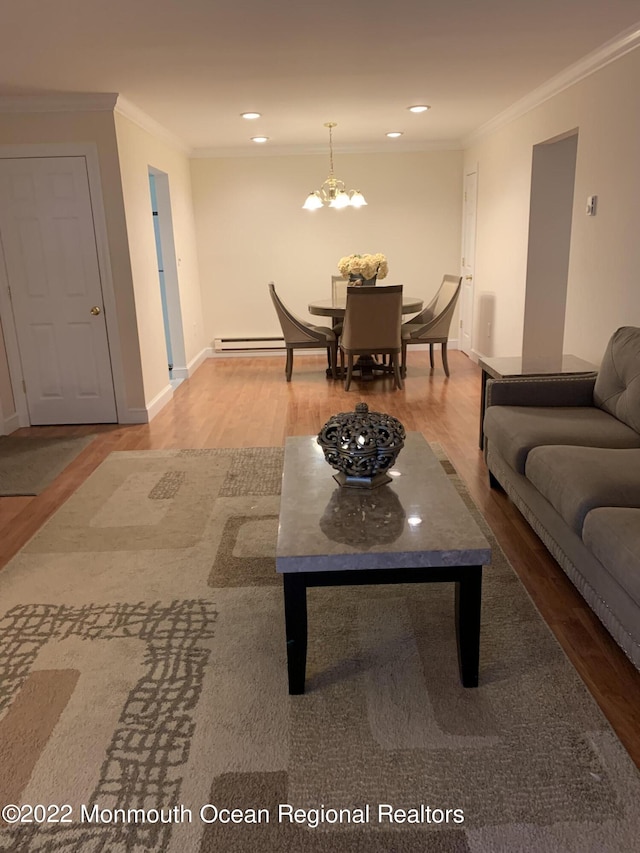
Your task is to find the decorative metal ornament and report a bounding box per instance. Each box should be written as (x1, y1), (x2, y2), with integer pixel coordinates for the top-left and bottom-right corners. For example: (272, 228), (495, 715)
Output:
(317, 402), (405, 488)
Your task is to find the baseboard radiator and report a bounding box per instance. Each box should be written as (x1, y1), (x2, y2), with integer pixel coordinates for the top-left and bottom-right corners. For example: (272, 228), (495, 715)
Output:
(213, 337), (285, 353)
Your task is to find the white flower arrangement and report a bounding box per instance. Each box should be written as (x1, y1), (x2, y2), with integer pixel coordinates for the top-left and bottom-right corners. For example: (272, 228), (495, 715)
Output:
(338, 253), (388, 281)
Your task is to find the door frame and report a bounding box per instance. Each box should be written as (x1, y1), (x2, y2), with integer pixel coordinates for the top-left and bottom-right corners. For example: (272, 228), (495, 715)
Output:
(460, 165), (478, 361)
(148, 167), (186, 379)
(522, 130), (578, 362)
(0, 142), (128, 427)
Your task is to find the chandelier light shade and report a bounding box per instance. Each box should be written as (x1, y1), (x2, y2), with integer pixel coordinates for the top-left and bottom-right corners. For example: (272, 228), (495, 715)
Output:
(303, 122), (367, 210)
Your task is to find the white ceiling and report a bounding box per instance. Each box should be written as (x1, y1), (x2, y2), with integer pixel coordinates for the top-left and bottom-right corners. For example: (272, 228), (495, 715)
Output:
(1, 1), (639, 154)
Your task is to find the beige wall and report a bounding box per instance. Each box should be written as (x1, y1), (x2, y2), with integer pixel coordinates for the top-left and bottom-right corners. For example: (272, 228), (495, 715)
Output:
(465, 47), (640, 364)
(114, 112), (205, 404)
(190, 150), (463, 342)
(0, 109), (145, 421)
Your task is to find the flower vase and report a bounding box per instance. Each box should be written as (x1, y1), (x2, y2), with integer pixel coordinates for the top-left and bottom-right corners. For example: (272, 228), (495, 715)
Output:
(349, 273), (377, 287)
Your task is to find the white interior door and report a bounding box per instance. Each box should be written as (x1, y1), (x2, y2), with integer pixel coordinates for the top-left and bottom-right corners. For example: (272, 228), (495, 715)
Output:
(460, 169), (478, 358)
(0, 156), (117, 424)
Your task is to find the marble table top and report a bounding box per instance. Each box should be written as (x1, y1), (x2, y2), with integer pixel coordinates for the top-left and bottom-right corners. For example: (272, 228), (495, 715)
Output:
(276, 432), (491, 574)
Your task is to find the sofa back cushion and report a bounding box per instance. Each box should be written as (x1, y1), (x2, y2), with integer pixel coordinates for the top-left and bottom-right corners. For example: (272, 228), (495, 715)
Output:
(593, 326), (640, 434)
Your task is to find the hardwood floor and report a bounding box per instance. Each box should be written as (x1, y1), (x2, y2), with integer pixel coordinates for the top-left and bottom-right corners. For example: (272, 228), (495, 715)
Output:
(2, 349), (639, 766)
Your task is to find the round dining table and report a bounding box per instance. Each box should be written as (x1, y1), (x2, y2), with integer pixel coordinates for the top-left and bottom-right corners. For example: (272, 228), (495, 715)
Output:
(308, 295), (423, 322)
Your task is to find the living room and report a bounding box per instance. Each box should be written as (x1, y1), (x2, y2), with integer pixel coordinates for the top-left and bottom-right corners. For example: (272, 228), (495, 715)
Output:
(0, 4), (639, 850)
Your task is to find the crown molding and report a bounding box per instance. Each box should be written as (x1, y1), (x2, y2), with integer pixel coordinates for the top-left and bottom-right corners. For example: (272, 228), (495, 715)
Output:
(463, 23), (640, 146)
(190, 139), (463, 158)
(0, 93), (119, 113)
(0, 92), (191, 155)
(114, 96), (191, 154)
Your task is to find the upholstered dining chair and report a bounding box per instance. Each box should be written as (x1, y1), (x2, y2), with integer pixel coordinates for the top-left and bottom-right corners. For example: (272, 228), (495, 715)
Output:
(269, 282), (337, 381)
(331, 275), (348, 303)
(330, 276), (348, 336)
(401, 274), (462, 378)
(340, 285), (404, 391)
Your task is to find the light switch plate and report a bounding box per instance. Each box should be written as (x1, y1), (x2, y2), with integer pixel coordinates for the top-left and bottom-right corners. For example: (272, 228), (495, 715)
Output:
(586, 195), (597, 216)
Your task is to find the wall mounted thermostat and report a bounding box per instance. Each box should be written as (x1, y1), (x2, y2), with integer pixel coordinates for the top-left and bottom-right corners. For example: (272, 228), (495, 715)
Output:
(586, 195), (597, 216)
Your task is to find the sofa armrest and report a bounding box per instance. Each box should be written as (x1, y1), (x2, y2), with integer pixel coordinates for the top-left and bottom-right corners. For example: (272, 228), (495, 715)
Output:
(486, 373), (597, 408)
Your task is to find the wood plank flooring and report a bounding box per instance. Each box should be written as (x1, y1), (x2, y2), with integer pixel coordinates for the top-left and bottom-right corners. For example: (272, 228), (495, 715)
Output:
(2, 349), (639, 766)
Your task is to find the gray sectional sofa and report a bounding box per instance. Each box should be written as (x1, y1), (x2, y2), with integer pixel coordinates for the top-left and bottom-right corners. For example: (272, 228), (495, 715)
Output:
(483, 326), (640, 671)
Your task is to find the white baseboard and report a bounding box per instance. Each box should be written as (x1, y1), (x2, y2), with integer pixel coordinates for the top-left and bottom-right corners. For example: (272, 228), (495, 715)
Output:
(125, 353), (211, 423)
(117, 408), (150, 424)
(171, 346), (211, 379)
(211, 346), (293, 358)
(187, 346), (210, 375)
(146, 383), (174, 422)
(2, 410), (20, 435)
(125, 348), (219, 424)
(208, 344), (460, 359)
(117, 383), (174, 425)
(210, 347), (330, 358)
(205, 339), (460, 360)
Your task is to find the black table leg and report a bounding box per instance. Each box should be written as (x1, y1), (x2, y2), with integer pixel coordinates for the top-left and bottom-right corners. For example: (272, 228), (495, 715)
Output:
(455, 566), (482, 687)
(479, 369), (488, 449)
(283, 573), (308, 694)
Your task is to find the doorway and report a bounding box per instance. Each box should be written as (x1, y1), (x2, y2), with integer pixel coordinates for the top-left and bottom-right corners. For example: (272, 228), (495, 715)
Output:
(522, 131), (578, 362)
(148, 169), (185, 388)
(460, 168), (478, 358)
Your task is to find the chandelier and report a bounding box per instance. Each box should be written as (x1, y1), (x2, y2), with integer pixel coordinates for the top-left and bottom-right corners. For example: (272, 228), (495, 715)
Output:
(302, 122), (367, 210)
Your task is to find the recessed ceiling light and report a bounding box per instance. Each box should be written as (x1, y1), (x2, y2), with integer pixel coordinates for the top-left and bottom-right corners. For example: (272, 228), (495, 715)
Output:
(386, 131), (403, 138)
(251, 136), (269, 143)
(241, 112), (261, 119)
(408, 105), (431, 113)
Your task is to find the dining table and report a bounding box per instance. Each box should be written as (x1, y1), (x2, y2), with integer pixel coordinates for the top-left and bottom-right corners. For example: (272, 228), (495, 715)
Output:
(308, 293), (424, 380)
(308, 294), (423, 327)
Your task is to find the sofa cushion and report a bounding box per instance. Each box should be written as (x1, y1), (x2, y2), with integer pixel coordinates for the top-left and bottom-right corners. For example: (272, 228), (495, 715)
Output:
(583, 507), (640, 608)
(525, 446), (640, 535)
(594, 326), (640, 433)
(483, 405), (640, 474)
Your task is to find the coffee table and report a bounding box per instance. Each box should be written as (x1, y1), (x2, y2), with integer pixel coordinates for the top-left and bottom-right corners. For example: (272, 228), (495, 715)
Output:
(276, 433), (492, 694)
(478, 354), (599, 449)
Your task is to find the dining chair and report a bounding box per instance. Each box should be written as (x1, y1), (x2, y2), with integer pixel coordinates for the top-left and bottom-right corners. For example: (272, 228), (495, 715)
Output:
(330, 275), (348, 336)
(340, 284), (404, 390)
(401, 274), (462, 378)
(331, 275), (348, 303)
(269, 282), (337, 381)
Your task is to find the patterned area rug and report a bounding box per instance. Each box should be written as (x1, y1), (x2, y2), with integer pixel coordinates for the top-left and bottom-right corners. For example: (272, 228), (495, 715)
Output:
(0, 446), (638, 852)
(0, 436), (95, 496)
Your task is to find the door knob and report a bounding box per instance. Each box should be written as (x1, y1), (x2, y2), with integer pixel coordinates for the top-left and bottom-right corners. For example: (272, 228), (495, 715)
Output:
(465, 275), (473, 281)
(90, 306), (101, 315)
